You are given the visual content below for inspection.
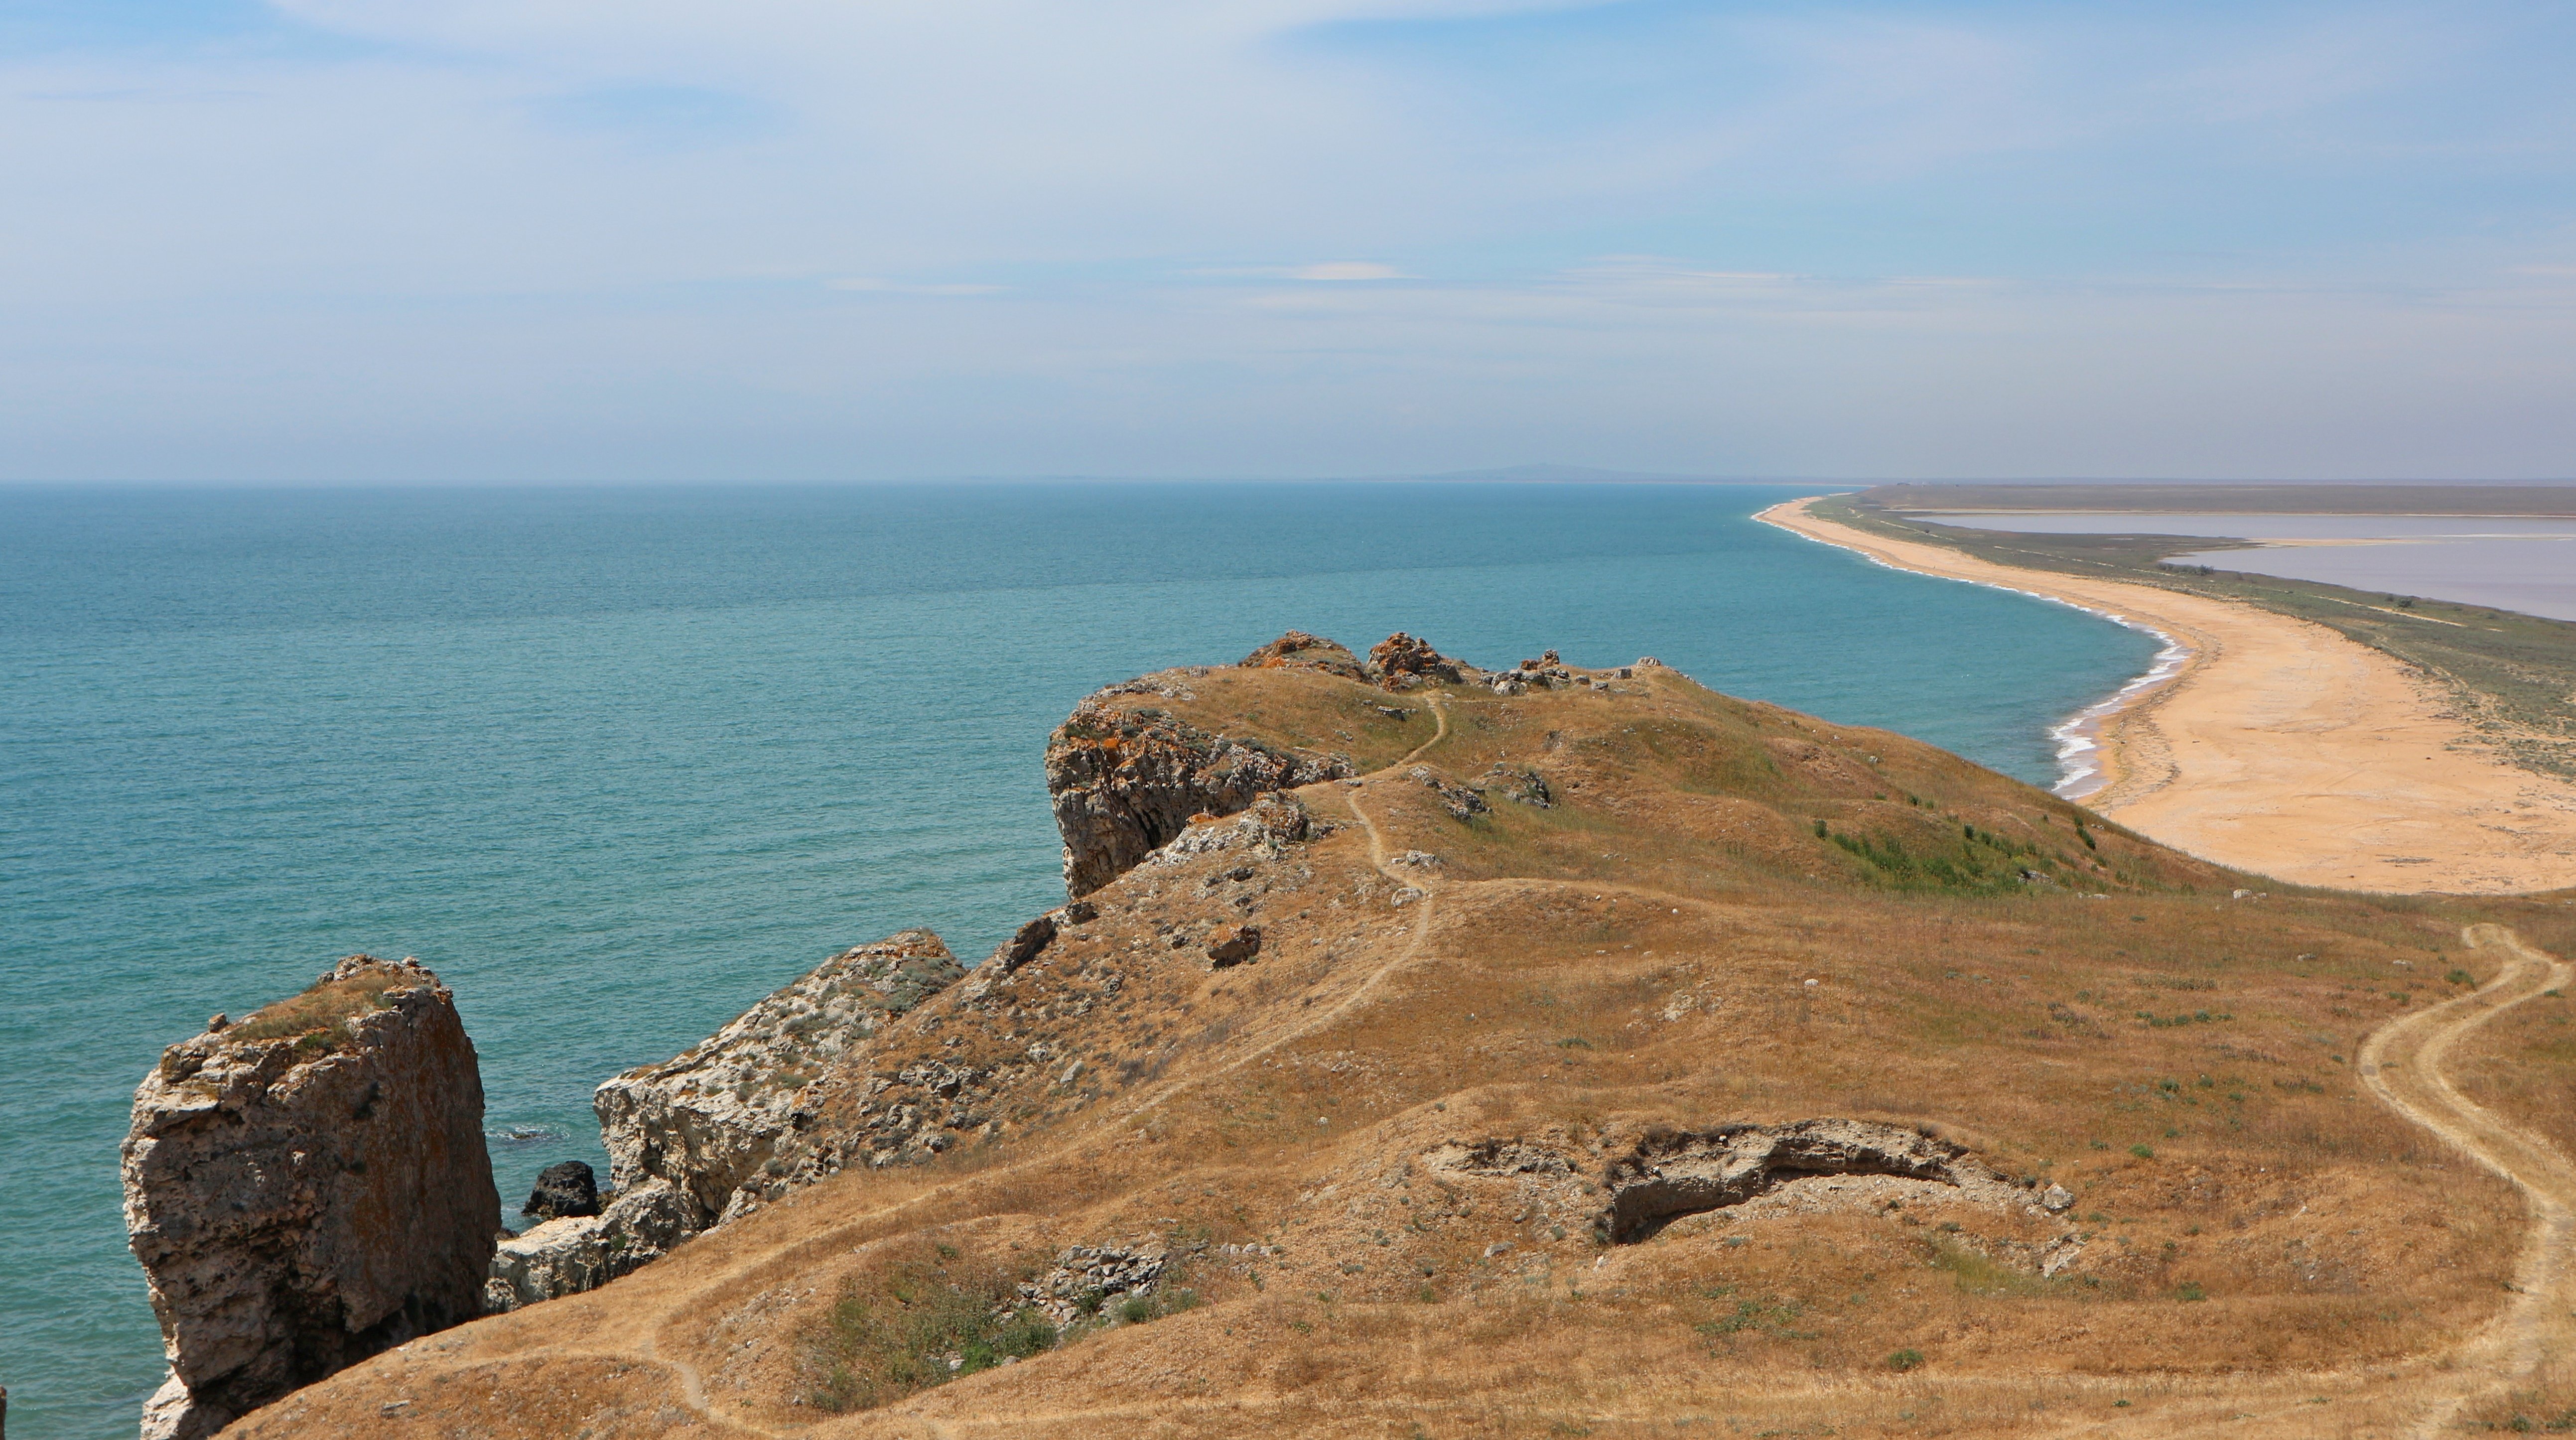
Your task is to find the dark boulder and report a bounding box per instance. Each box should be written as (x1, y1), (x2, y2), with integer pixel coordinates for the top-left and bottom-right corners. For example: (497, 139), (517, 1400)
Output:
(523, 1161), (601, 1221)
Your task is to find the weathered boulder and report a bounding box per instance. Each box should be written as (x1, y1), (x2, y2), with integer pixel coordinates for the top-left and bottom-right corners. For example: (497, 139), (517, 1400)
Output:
(482, 1180), (697, 1313)
(594, 930), (965, 1231)
(1367, 632), (1464, 689)
(521, 1160), (600, 1221)
(123, 956), (500, 1440)
(1238, 630), (1366, 679)
(1048, 695), (1350, 898)
(1204, 924), (1262, 967)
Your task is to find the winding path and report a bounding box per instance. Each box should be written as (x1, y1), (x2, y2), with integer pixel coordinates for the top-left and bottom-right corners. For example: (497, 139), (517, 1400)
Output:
(2361, 923), (2576, 1438)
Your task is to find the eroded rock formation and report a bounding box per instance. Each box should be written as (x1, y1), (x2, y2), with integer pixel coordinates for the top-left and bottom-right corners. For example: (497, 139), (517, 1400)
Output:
(1430, 1118), (2033, 1246)
(1238, 630), (1366, 678)
(1599, 1120), (2027, 1241)
(1048, 689), (1350, 898)
(594, 929), (966, 1231)
(483, 1181), (697, 1313)
(122, 956), (500, 1440)
(1368, 632), (1464, 688)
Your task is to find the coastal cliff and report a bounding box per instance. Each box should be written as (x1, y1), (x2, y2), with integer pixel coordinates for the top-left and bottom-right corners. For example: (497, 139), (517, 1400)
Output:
(121, 957), (499, 1440)
(1047, 684), (1351, 899)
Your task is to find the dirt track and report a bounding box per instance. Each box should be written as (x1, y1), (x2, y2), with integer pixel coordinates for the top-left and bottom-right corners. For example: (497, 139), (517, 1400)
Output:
(2360, 924), (2576, 1438)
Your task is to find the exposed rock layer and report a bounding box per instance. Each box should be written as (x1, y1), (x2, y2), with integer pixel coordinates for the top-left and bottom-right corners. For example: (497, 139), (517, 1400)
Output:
(594, 929), (966, 1231)
(1597, 1120), (2025, 1241)
(1048, 686), (1350, 898)
(1238, 631), (1365, 678)
(482, 1181), (696, 1313)
(122, 956), (499, 1440)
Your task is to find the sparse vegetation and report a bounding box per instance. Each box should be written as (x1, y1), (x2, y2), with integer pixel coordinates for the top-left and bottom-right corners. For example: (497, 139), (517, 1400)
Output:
(222, 968), (410, 1051)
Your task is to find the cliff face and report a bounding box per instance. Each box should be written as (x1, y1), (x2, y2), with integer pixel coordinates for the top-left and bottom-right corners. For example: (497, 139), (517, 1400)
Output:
(1047, 665), (1352, 899)
(122, 956), (500, 1440)
(592, 929), (967, 1232)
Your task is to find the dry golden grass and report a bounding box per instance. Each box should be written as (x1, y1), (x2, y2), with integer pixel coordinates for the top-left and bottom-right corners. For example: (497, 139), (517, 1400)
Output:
(218, 968), (409, 1050)
(231, 654), (2576, 1440)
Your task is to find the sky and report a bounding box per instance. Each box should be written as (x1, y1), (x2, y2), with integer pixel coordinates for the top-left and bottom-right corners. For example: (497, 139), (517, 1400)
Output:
(3, 0), (2573, 483)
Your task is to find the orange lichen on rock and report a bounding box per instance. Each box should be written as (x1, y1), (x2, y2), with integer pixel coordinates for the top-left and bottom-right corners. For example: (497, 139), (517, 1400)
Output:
(1366, 631), (1465, 689)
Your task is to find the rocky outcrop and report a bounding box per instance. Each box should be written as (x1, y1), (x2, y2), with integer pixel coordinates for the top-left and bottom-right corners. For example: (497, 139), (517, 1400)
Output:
(1483, 762), (1552, 807)
(1429, 1119), (2033, 1247)
(1409, 765), (1491, 821)
(1368, 632), (1464, 689)
(482, 1181), (697, 1313)
(1597, 1120), (2023, 1242)
(1048, 695), (1350, 898)
(1239, 631), (1366, 678)
(594, 930), (966, 1231)
(123, 956), (500, 1440)
(1015, 1246), (1170, 1325)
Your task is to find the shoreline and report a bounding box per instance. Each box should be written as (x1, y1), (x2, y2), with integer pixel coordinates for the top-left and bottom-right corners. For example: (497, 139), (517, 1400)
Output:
(1758, 497), (2576, 895)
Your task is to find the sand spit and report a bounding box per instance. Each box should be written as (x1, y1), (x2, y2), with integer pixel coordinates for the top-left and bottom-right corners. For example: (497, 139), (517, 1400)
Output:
(1761, 497), (2576, 895)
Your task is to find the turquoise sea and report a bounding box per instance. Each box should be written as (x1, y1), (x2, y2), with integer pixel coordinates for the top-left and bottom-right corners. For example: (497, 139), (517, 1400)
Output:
(0, 481), (2158, 1438)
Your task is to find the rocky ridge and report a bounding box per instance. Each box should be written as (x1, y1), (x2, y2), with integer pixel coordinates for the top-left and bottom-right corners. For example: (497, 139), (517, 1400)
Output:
(122, 956), (499, 1440)
(593, 929), (968, 1232)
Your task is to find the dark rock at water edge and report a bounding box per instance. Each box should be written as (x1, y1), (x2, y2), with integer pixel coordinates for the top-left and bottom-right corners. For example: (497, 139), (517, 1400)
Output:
(523, 1161), (601, 1221)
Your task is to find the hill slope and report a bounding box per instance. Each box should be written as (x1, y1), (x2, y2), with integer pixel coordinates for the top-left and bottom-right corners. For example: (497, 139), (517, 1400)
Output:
(232, 635), (2576, 1439)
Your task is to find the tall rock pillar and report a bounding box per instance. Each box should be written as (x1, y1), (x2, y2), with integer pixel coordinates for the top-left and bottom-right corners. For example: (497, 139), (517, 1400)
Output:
(122, 956), (501, 1439)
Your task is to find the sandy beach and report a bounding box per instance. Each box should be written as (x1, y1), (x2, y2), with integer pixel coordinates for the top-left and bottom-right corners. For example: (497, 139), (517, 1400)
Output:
(1762, 497), (2576, 895)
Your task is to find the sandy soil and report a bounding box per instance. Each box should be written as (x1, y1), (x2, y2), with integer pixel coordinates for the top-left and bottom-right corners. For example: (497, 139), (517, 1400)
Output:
(1762, 497), (2576, 895)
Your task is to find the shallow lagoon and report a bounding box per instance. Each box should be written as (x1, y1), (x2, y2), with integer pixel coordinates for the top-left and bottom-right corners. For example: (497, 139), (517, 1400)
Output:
(1917, 512), (2576, 622)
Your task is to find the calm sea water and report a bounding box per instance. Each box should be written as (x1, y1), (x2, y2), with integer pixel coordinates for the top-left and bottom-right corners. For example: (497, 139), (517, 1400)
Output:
(0, 481), (2157, 1438)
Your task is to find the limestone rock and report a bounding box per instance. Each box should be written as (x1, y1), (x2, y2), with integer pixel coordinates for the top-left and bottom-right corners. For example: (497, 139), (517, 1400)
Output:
(1016, 1245), (1169, 1325)
(594, 930), (964, 1230)
(521, 1160), (600, 1221)
(1048, 694), (1350, 898)
(984, 914), (1058, 978)
(1596, 1120), (2020, 1242)
(123, 956), (500, 1440)
(482, 1180), (697, 1312)
(1238, 631), (1365, 678)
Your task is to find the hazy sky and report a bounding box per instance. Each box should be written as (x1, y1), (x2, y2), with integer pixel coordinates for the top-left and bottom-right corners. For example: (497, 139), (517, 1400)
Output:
(6, 0), (2573, 482)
